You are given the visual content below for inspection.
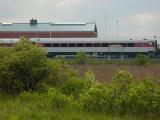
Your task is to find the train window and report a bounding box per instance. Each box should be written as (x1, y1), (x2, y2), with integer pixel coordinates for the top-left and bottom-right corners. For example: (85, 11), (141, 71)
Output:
(141, 43), (145, 47)
(121, 43), (126, 47)
(52, 43), (59, 47)
(127, 43), (134, 47)
(44, 43), (52, 47)
(102, 43), (109, 47)
(85, 43), (92, 47)
(69, 43), (75, 47)
(93, 43), (101, 47)
(77, 43), (84, 47)
(61, 43), (68, 47)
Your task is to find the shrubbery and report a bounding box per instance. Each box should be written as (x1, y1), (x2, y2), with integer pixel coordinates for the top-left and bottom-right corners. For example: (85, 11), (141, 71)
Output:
(75, 51), (88, 64)
(0, 38), (52, 94)
(134, 54), (149, 65)
(47, 87), (75, 109)
(80, 70), (160, 116)
(61, 68), (96, 98)
(80, 83), (112, 113)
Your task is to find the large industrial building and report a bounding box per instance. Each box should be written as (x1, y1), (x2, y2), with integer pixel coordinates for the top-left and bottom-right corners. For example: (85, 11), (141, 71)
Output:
(0, 19), (98, 38)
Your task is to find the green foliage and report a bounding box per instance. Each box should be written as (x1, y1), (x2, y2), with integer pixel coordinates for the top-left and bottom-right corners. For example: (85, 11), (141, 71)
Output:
(61, 68), (96, 98)
(47, 87), (74, 109)
(0, 38), (51, 94)
(85, 68), (96, 83)
(45, 59), (66, 87)
(0, 92), (147, 120)
(80, 70), (160, 116)
(126, 79), (160, 115)
(80, 83), (112, 113)
(75, 51), (87, 64)
(134, 54), (149, 65)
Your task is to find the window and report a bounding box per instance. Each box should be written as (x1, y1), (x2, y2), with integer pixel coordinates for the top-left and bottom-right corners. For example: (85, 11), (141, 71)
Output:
(102, 43), (109, 47)
(69, 43), (76, 47)
(44, 43), (52, 47)
(85, 43), (92, 47)
(93, 43), (101, 47)
(77, 43), (84, 47)
(127, 43), (134, 47)
(121, 43), (126, 47)
(52, 43), (59, 47)
(61, 43), (68, 47)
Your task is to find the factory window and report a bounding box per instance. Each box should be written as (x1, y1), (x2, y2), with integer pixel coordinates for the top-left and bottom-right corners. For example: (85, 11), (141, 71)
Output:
(102, 43), (109, 47)
(85, 43), (92, 47)
(77, 43), (84, 47)
(93, 43), (101, 47)
(44, 43), (52, 47)
(52, 43), (59, 47)
(127, 43), (134, 47)
(61, 43), (68, 47)
(69, 43), (76, 47)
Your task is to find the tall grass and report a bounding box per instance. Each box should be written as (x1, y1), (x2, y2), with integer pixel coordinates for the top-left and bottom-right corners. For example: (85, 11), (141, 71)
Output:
(0, 93), (152, 120)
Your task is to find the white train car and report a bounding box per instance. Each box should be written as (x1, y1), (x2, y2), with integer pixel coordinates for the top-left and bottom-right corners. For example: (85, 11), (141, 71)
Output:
(0, 38), (157, 58)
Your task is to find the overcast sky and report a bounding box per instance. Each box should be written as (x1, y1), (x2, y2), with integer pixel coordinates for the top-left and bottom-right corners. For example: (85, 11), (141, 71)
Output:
(0, 0), (160, 38)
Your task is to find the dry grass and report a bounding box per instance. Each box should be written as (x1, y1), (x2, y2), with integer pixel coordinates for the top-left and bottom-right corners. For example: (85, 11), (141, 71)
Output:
(74, 64), (160, 83)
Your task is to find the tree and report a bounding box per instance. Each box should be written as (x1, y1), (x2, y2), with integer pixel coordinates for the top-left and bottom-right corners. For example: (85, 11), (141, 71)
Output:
(0, 38), (51, 94)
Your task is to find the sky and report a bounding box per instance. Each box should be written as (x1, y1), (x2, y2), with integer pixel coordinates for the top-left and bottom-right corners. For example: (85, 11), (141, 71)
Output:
(0, 0), (160, 39)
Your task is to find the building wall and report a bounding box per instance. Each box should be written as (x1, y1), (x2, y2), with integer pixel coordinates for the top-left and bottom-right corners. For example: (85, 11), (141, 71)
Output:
(0, 32), (97, 38)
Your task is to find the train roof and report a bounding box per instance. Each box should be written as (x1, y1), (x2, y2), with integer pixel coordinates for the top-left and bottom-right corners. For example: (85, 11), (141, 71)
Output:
(0, 38), (156, 44)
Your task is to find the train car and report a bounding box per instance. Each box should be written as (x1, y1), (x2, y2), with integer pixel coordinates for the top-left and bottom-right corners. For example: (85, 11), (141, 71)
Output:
(0, 38), (157, 58)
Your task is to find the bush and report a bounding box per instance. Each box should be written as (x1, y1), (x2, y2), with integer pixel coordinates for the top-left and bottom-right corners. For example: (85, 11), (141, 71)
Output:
(47, 87), (74, 109)
(110, 71), (160, 115)
(110, 70), (135, 114)
(75, 51), (87, 64)
(45, 59), (66, 87)
(61, 68), (96, 98)
(0, 38), (51, 94)
(80, 83), (112, 113)
(134, 54), (149, 65)
(127, 79), (160, 115)
(80, 70), (160, 116)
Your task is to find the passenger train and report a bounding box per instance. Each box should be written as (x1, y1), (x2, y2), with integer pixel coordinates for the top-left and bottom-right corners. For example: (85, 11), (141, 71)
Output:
(0, 38), (158, 59)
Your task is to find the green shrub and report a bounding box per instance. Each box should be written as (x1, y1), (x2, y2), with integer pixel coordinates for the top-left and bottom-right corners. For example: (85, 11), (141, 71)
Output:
(110, 71), (160, 115)
(80, 83), (112, 113)
(0, 38), (52, 94)
(110, 70), (135, 114)
(61, 69), (96, 98)
(75, 51), (87, 64)
(47, 87), (74, 109)
(134, 54), (149, 65)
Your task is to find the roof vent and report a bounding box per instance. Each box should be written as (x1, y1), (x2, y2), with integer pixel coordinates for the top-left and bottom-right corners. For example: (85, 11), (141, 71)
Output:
(2, 23), (13, 26)
(30, 18), (37, 25)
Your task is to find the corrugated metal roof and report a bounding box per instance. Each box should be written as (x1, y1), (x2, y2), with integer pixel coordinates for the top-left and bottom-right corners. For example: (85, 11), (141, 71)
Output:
(0, 22), (96, 32)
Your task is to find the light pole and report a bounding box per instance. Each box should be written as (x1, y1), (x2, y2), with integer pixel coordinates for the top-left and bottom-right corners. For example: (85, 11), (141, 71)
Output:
(116, 20), (119, 38)
(104, 15), (107, 39)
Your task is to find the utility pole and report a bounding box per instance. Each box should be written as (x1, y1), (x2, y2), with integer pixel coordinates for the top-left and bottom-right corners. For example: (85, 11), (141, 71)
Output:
(104, 15), (107, 39)
(116, 20), (119, 38)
